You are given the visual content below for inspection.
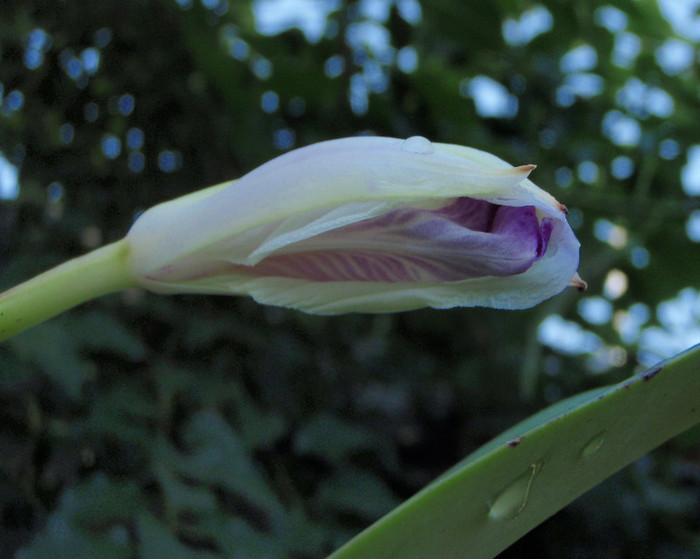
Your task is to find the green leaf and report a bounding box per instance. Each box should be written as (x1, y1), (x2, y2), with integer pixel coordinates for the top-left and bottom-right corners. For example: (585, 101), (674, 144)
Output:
(137, 513), (218, 559)
(293, 412), (388, 463)
(69, 310), (148, 361)
(9, 322), (89, 401)
(327, 344), (700, 559)
(175, 411), (285, 516)
(19, 473), (141, 559)
(315, 467), (401, 520)
(83, 382), (157, 445)
(152, 445), (219, 518)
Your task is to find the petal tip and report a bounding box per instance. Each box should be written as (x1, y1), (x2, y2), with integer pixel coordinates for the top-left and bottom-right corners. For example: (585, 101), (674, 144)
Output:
(514, 163), (537, 176)
(569, 273), (587, 292)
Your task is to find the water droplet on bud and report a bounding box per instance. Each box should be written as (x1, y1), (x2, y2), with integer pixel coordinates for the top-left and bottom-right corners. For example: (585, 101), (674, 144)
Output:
(401, 136), (434, 154)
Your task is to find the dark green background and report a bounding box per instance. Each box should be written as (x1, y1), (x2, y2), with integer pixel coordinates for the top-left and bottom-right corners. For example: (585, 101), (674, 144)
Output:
(0, 1), (698, 557)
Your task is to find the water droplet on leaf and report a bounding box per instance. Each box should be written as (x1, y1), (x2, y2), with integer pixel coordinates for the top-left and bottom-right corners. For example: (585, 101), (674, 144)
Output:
(580, 429), (607, 457)
(488, 460), (544, 521)
(401, 135), (434, 154)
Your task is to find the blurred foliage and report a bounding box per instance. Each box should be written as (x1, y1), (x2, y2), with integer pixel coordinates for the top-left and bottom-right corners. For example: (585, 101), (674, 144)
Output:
(0, 0), (698, 557)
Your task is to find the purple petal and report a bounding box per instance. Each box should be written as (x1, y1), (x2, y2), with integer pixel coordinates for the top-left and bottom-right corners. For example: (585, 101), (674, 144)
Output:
(240, 197), (555, 283)
(536, 217), (554, 260)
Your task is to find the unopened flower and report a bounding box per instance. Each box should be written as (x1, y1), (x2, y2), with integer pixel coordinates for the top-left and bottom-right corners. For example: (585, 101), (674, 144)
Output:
(126, 136), (584, 313)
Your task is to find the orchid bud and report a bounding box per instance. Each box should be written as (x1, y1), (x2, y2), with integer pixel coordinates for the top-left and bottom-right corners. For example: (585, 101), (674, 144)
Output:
(126, 136), (584, 313)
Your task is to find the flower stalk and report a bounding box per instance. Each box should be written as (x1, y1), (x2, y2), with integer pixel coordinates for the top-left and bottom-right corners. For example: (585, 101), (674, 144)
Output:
(0, 240), (135, 340)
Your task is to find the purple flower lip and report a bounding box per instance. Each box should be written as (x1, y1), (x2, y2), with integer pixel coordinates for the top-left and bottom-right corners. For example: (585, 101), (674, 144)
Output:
(232, 197), (555, 284)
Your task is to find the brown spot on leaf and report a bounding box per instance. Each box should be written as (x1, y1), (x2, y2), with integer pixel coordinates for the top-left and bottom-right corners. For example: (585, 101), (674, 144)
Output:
(507, 436), (524, 447)
(642, 366), (663, 381)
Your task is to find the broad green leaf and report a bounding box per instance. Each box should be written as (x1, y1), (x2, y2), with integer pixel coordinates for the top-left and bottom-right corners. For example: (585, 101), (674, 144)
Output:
(9, 322), (89, 401)
(68, 310), (148, 361)
(137, 513), (218, 559)
(327, 344), (700, 559)
(315, 467), (401, 520)
(19, 474), (141, 559)
(152, 448), (219, 518)
(174, 410), (285, 517)
(293, 412), (389, 463)
(83, 382), (157, 445)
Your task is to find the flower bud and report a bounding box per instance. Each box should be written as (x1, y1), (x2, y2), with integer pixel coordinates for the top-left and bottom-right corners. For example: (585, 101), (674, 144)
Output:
(126, 136), (583, 313)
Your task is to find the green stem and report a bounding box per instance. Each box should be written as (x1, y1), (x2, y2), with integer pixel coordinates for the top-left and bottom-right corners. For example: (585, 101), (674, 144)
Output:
(0, 239), (136, 341)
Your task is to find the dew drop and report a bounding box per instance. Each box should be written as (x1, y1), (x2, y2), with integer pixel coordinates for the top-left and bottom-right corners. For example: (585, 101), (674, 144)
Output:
(488, 460), (544, 521)
(580, 429), (607, 458)
(401, 135), (434, 154)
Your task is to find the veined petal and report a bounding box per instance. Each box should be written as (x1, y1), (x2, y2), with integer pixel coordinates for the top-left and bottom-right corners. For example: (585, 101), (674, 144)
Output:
(233, 212), (577, 313)
(239, 199), (549, 282)
(127, 137), (561, 278)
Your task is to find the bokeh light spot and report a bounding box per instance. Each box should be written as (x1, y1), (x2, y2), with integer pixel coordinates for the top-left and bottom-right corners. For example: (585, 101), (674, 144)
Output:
(324, 55), (345, 78)
(467, 76), (518, 119)
(538, 314), (602, 355)
(84, 102), (99, 122)
(158, 150), (182, 172)
(612, 32), (640, 67)
(0, 151), (20, 200)
(102, 135), (122, 159)
(602, 110), (641, 147)
(126, 128), (145, 151)
(81, 47), (101, 75)
(555, 167), (573, 188)
(686, 210), (700, 242)
(128, 152), (145, 173)
(59, 123), (75, 145)
(250, 56), (273, 79)
(560, 45), (597, 73)
(603, 269), (628, 299)
(630, 247), (650, 269)
(577, 161), (599, 184)
(502, 5), (553, 46)
(273, 128), (295, 150)
(659, 139), (679, 160)
(118, 94), (135, 116)
(681, 145), (700, 195)
(595, 6), (628, 33)
(396, 0), (422, 24)
(396, 46), (418, 73)
(579, 297), (613, 325)
(611, 156), (634, 180)
(594, 219), (628, 248)
(261, 90), (279, 113)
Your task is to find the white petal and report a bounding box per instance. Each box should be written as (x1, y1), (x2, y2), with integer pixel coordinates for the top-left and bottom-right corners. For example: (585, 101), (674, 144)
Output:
(126, 137), (553, 278)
